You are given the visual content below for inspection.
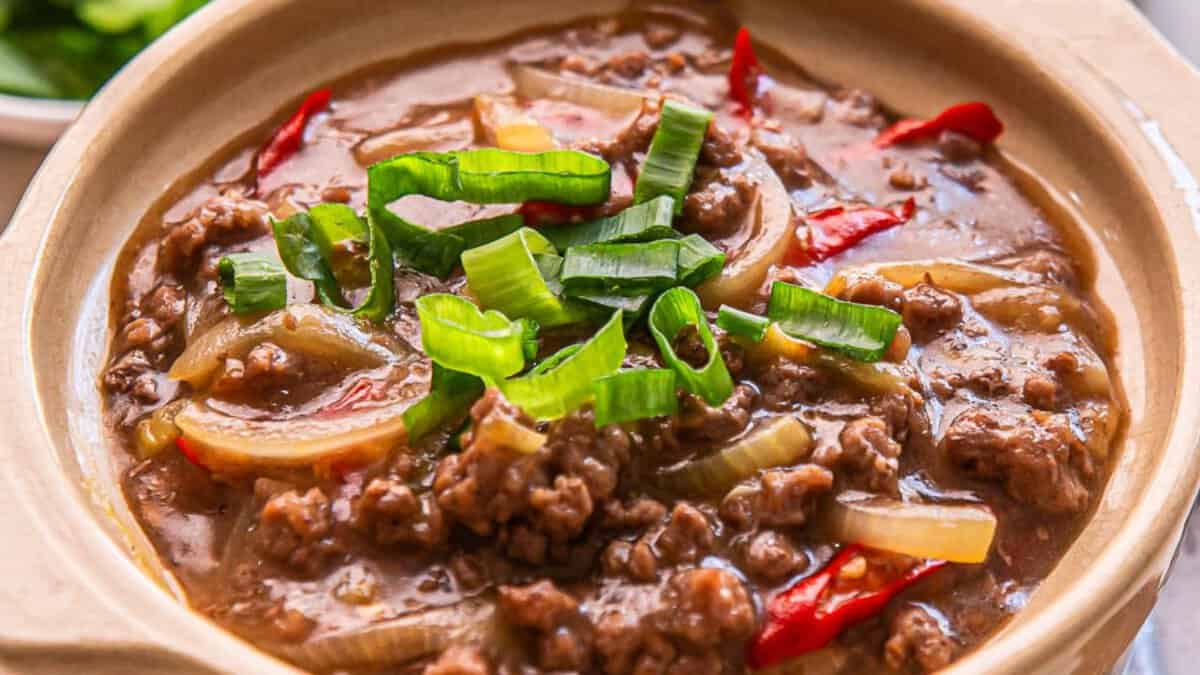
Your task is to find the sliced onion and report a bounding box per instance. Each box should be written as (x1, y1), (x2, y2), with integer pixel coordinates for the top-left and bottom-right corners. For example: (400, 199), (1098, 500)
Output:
(963, 285), (1086, 332)
(658, 416), (813, 497)
(134, 399), (185, 459)
(822, 490), (997, 563)
(169, 304), (399, 387)
(270, 600), (494, 671)
(753, 324), (908, 395)
(757, 646), (851, 675)
(471, 403), (547, 454)
(511, 64), (649, 115)
(174, 395), (411, 470)
(474, 94), (556, 152)
(696, 153), (795, 310)
(354, 118), (475, 166)
(824, 259), (1042, 298)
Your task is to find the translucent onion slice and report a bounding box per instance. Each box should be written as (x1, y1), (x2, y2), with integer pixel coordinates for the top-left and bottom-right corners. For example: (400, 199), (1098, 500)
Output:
(474, 94), (556, 152)
(168, 304), (399, 387)
(511, 64), (649, 115)
(696, 153), (794, 309)
(134, 399), (185, 459)
(471, 403), (547, 454)
(658, 416), (813, 497)
(824, 259), (1042, 297)
(969, 285), (1086, 333)
(174, 396), (411, 470)
(354, 118), (475, 166)
(270, 600), (494, 672)
(822, 490), (997, 563)
(754, 324), (907, 395)
(756, 646), (852, 675)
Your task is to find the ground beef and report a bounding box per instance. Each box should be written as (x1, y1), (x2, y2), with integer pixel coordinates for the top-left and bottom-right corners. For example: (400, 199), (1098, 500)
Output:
(671, 324), (745, 378)
(352, 478), (447, 550)
(644, 23), (680, 49)
(498, 580), (592, 671)
(212, 342), (305, 395)
(159, 194), (270, 272)
(751, 130), (813, 187)
(755, 355), (827, 410)
(655, 503), (714, 564)
(742, 530), (805, 582)
(143, 283), (187, 325)
(606, 50), (651, 79)
(574, 103), (659, 160)
(941, 405), (1094, 513)
(719, 465), (833, 530)
(424, 645), (492, 675)
(887, 161), (926, 191)
(902, 283), (963, 341)
(104, 349), (153, 394)
(601, 537), (659, 582)
(674, 384), (756, 444)
(1013, 250), (1078, 288)
(884, 605), (957, 673)
(833, 88), (885, 128)
(529, 475), (594, 542)
(939, 164), (987, 191)
(1023, 373), (1060, 410)
(700, 123), (743, 168)
(254, 487), (340, 576)
(835, 416), (902, 494)
(547, 408), (632, 502)
(653, 568), (756, 647)
(937, 130), (983, 162)
(601, 497), (667, 531)
(682, 169), (756, 238)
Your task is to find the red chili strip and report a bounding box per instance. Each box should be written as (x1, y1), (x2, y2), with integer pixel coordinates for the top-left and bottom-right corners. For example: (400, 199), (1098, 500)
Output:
(874, 101), (1003, 148)
(518, 200), (598, 227)
(728, 26), (762, 115)
(788, 197), (915, 265)
(175, 437), (205, 468)
(747, 544), (948, 669)
(256, 88), (332, 178)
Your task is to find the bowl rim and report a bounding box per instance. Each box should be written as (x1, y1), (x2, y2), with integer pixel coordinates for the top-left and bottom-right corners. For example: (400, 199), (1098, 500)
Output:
(3, 0), (1200, 673)
(0, 94), (82, 148)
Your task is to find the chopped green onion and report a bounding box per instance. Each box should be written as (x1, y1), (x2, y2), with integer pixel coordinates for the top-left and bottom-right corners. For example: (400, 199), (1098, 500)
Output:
(441, 213), (525, 251)
(272, 204), (396, 322)
(461, 227), (590, 328)
(648, 287), (734, 406)
(543, 196), (678, 249)
(767, 282), (901, 362)
(368, 149), (611, 277)
(592, 369), (678, 427)
(676, 234), (726, 287)
(572, 292), (653, 323)
(634, 100), (713, 214)
(308, 202), (370, 288)
(500, 310), (626, 420)
(529, 343), (583, 376)
(414, 294), (532, 379)
(561, 240), (681, 296)
(402, 364), (485, 442)
(717, 305), (770, 341)
(217, 252), (287, 314)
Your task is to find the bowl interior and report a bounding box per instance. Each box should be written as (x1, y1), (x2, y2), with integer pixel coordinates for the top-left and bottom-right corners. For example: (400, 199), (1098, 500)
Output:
(9, 0), (1195, 673)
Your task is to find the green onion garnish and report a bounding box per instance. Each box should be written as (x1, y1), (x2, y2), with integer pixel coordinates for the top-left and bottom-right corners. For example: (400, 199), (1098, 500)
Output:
(414, 294), (534, 380)
(543, 195), (677, 249)
(441, 213), (525, 251)
(561, 240), (681, 296)
(500, 310), (626, 420)
(648, 287), (734, 406)
(767, 282), (902, 362)
(402, 363), (484, 442)
(572, 292), (653, 323)
(461, 227), (590, 328)
(716, 305), (771, 341)
(676, 234), (726, 287)
(592, 369), (679, 427)
(272, 203), (395, 322)
(368, 149), (611, 277)
(216, 252), (287, 314)
(634, 100), (713, 214)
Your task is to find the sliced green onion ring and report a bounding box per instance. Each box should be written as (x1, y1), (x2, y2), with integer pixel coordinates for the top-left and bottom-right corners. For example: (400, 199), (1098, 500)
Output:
(717, 304), (770, 342)
(217, 252), (287, 314)
(561, 240), (680, 296)
(500, 310), (626, 420)
(648, 287), (734, 406)
(461, 227), (590, 327)
(767, 282), (901, 362)
(414, 293), (532, 379)
(403, 364), (485, 443)
(634, 100), (712, 213)
(676, 234), (726, 287)
(368, 149), (611, 277)
(543, 195), (677, 249)
(592, 369), (678, 427)
(441, 213), (524, 251)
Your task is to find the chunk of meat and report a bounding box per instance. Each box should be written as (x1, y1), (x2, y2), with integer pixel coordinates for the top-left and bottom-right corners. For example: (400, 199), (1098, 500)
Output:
(719, 465), (834, 530)
(700, 123), (743, 168)
(653, 568), (756, 647)
(159, 194), (270, 271)
(682, 170), (756, 238)
(674, 385), (756, 444)
(601, 497), (667, 531)
(573, 103), (658, 161)
(498, 580), (592, 671)
(671, 324), (745, 379)
(424, 645), (492, 675)
(833, 89), (885, 128)
(352, 478), (447, 550)
(755, 355), (827, 411)
(941, 405), (1094, 513)
(884, 605), (957, 673)
(606, 50), (651, 79)
(835, 416), (902, 494)
(104, 349), (153, 394)
(838, 272), (904, 311)
(937, 130), (983, 162)
(655, 503), (714, 564)
(255, 487), (340, 576)
(902, 283), (963, 341)
(742, 530), (805, 582)
(751, 130), (813, 187)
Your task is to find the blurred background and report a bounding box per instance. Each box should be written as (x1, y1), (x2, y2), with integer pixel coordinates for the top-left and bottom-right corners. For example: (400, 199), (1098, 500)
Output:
(0, 1), (1196, 673)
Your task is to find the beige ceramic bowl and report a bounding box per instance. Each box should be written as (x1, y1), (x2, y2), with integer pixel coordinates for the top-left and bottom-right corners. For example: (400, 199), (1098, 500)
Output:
(1, 0), (1199, 673)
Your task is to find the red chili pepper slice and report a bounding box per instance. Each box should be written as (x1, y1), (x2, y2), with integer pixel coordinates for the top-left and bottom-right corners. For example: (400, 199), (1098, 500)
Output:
(728, 26), (762, 115)
(788, 197), (915, 265)
(874, 101), (1003, 148)
(747, 544), (948, 669)
(175, 436), (205, 468)
(256, 88), (332, 178)
(518, 200), (599, 227)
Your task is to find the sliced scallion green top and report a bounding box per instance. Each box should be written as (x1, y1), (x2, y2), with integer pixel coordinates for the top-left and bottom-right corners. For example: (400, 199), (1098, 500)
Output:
(648, 287), (734, 406)
(461, 227), (591, 328)
(634, 100), (713, 214)
(414, 293), (534, 380)
(592, 368), (679, 427)
(543, 195), (677, 250)
(217, 252), (287, 314)
(767, 282), (901, 362)
(561, 240), (681, 296)
(402, 363), (484, 443)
